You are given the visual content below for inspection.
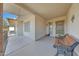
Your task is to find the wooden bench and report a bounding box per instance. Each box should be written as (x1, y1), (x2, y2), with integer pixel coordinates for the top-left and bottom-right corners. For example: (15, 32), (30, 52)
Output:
(53, 34), (79, 56)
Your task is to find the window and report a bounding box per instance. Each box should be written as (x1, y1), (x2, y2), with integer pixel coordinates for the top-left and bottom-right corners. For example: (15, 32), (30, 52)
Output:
(24, 21), (30, 32)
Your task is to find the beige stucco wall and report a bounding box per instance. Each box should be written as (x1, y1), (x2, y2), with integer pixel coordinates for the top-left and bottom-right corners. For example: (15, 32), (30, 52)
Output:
(35, 15), (47, 40)
(67, 4), (79, 39)
(17, 14), (47, 41)
(66, 4), (79, 55)
(17, 20), (24, 36)
(23, 15), (35, 40)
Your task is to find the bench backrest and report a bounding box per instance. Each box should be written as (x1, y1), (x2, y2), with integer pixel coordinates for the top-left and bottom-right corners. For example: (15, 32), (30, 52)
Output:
(63, 34), (76, 46)
(54, 34), (76, 47)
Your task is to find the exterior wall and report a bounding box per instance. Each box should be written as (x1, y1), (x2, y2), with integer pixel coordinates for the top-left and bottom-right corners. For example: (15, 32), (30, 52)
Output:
(35, 15), (47, 40)
(48, 16), (66, 37)
(66, 4), (79, 55)
(17, 14), (46, 41)
(17, 20), (24, 36)
(67, 4), (79, 39)
(23, 15), (35, 40)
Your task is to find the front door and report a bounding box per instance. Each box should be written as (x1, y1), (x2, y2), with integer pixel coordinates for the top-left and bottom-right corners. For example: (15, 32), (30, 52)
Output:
(56, 21), (64, 36)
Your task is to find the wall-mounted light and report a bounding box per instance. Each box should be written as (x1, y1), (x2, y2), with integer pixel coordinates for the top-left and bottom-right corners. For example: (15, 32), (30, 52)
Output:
(71, 15), (75, 23)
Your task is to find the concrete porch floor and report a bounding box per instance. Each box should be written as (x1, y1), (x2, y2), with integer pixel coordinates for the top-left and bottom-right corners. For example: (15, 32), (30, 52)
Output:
(5, 36), (57, 56)
(4, 36), (77, 56)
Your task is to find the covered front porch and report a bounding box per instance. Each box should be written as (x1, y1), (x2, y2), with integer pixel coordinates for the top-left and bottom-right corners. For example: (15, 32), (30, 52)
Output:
(2, 3), (79, 56)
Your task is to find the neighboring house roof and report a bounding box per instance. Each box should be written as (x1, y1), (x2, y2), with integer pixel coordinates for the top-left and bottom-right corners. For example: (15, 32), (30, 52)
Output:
(3, 12), (17, 26)
(7, 18), (16, 26)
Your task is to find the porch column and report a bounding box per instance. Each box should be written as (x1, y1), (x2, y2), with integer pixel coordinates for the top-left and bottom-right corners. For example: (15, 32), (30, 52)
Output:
(52, 20), (56, 37)
(0, 3), (3, 55)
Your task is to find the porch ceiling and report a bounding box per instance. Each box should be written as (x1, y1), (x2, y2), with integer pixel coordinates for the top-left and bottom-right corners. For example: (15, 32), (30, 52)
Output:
(17, 3), (72, 20)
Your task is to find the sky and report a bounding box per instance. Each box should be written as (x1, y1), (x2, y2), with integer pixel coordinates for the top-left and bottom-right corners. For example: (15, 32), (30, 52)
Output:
(3, 12), (17, 20)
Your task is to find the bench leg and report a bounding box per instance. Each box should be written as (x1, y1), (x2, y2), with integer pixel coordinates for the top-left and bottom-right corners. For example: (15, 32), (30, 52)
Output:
(71, 51), (73, 56)
(55, 53), (58, 56)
